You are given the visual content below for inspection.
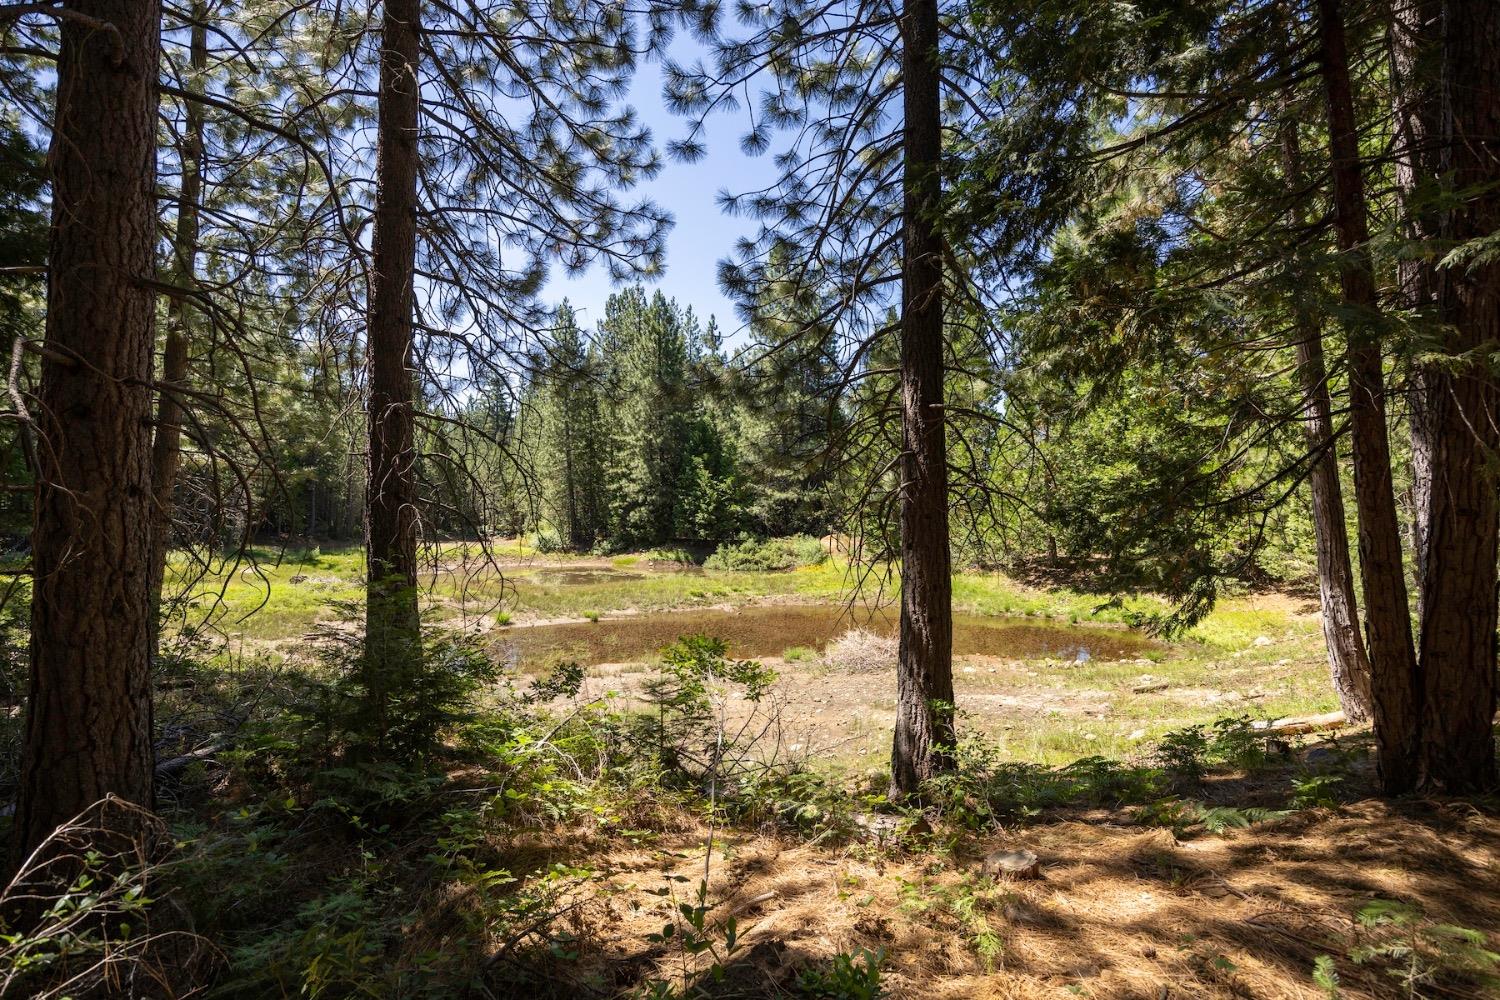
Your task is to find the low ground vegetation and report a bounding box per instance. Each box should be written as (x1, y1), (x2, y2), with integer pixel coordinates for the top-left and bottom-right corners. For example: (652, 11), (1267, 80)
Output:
(4, 547), (1494, 999)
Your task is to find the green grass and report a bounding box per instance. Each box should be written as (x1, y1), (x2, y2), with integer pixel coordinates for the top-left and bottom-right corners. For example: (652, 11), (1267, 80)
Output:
(163, 543), (1333, 761)
(166, 545), (366, 641)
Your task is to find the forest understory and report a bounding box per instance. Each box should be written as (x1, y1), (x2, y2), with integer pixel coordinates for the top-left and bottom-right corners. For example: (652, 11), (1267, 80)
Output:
(5, 546), (1493, 1000)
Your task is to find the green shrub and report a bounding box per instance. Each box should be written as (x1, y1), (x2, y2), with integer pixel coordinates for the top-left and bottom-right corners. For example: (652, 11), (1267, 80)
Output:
(926, 734), (1170, 828)
(630, 635), (777, 785)
(797, 948), (886, 999)
(531, 530), (566, 554)
(1348, 899), (1500, 996)
(647, 545), (697, 564)
(705, 535), (828, 571)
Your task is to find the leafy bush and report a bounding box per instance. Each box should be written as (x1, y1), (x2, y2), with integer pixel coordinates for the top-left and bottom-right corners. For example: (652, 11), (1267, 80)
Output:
(927, 718), (1278, 830)
(647, 545), (698, 564)
(926, 734), (1171, 828)
(705, 535), (828, 571)
(0, 798), (210, 1000)
(630, 635), (777, 786)
(531, 530), (566, 554)
(1152, 716), (1269, 785)
(797, 948), (886, 999)
(314, 621), (501, 766)
(732, 767), (868, 838)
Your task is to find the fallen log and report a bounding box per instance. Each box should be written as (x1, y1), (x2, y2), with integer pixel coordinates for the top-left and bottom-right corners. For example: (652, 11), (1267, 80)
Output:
(1251, 711), (1347, 737)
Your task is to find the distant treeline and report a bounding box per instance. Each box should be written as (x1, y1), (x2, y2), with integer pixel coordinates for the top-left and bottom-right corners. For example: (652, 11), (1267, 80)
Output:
(473, 287), (845, 552)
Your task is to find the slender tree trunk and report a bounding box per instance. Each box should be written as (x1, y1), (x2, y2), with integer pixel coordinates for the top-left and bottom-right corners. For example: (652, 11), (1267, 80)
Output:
(1280, 126), (1374, 722)
(562, 407), (579, 548)
(12, 0), (162, 865)
(365, 0), (422, 721)
(1315, 0), (1421, 792)
(890, 0), (955, 798)
(1414, 0), (1499, 792)
(1294, 324), (1377, 722)
(148, 2), (208, 665)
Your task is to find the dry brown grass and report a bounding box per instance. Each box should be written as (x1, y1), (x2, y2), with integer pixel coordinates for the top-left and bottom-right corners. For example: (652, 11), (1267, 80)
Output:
(524, 797), (1499, 999)
(823, 629), (899, 674)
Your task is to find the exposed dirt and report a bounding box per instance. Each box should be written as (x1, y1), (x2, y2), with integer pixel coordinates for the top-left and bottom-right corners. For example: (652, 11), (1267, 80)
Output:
(513, 795), (1500, 999)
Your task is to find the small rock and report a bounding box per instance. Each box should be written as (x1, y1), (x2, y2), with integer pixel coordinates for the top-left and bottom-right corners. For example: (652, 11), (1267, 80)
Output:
(1303, 746), (1340, 767)
(980, 848), (1041, 880)
(1252, 635), (1273, 647)
(1128, 728), (1147, 741)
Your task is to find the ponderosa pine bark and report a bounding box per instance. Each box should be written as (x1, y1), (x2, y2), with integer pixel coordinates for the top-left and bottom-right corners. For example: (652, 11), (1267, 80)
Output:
(1315, 0), (1421, 792)
(365, 0), (423, 724)
(1413, 0), (1499, 792)
(1280, 126), (1374, 723)
(890, 0), (955, 798)
(12, 0), (161, 864)
(148, 2), (208, 665)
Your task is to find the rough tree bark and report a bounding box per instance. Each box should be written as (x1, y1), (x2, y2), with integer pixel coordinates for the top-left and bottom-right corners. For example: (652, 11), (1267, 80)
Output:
(1387, 0), (1441, 613)
(1315, 0), (1421, 793)
(1413, 0), (1499, 792)
(890, 0), (955, 799)
(148, 1), (208, 665)
(365, 0), (423, 719)
(1280, 127), (1374, 723)
(12, 0), (162, 864)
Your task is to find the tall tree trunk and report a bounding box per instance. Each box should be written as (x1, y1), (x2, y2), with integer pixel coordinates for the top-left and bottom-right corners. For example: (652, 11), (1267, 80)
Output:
(1280, 126), (1374, 722)
(1295, 322), (1377, 721)
(1315, 0), (1421, 792)
(148, 2), (208, 665)
(12, 0), (162, 865)
(365, 0), (422, 726)
(1414, 0), (1500, 792)
(890, 0), (955, 798)
(1388, 0), (1442, 616)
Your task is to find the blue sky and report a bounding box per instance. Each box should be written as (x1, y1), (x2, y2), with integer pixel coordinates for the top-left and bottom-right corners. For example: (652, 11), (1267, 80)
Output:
(543, 43), (779, 345)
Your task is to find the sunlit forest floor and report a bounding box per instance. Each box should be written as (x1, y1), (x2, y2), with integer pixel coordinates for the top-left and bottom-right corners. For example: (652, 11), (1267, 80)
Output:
(126, 543), (1500, 999)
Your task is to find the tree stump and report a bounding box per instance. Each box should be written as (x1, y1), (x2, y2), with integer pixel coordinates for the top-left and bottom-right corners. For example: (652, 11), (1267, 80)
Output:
(981, 848), (1041, 880)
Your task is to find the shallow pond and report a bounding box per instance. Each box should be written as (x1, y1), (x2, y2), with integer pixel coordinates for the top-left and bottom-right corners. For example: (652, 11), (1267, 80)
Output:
(492, 603), (1160, 670)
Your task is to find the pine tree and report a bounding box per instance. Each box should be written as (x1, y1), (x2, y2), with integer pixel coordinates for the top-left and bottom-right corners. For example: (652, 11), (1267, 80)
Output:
(601, 287), (695, 548)
(662, 0), (1027, 793)
(11, 0), (162, 864)
(534, 303), (609, 548)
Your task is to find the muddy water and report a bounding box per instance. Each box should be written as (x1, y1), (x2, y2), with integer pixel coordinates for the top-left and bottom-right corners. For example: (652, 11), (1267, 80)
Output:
(493, 604), (1160, 669)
